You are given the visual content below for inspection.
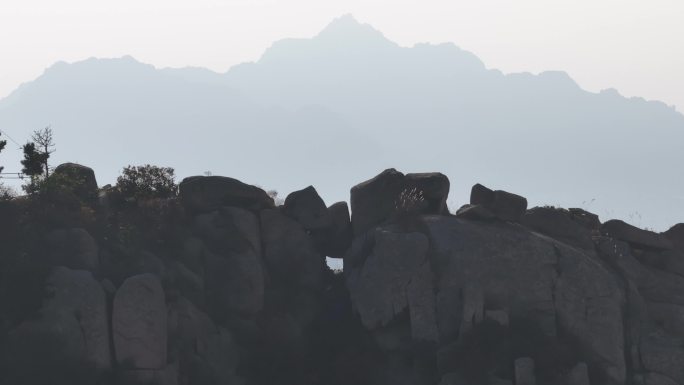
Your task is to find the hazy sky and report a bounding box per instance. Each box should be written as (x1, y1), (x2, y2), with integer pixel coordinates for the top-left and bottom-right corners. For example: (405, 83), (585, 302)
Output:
(1, 0), (683, 110)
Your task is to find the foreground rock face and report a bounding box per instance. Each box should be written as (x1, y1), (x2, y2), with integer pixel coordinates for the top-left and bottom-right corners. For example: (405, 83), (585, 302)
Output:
(113, 274), (168, 370)
(2, 166), (684, 385)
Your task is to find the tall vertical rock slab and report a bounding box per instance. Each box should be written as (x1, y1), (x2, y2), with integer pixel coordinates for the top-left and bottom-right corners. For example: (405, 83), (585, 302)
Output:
(113, 274), (167, 369)
(346, 230), (438, 341)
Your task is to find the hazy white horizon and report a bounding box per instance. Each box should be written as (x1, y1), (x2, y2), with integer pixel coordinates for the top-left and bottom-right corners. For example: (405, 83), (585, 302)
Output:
(1, 0), (683, 110)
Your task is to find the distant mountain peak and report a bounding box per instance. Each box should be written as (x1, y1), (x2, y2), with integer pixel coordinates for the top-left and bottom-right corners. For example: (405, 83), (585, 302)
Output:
(314, 14), (392, 45)
(320, 13), (363, 30)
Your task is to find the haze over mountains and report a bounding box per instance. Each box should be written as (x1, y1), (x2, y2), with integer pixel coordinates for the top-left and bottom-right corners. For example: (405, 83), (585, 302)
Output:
(0, 15), (682, 230)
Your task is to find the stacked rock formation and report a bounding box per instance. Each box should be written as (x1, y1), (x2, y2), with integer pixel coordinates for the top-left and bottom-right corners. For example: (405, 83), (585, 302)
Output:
(1, 164), (683, 385)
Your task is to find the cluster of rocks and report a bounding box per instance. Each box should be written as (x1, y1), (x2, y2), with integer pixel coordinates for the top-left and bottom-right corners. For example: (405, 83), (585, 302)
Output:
(1, 164), (684, 385)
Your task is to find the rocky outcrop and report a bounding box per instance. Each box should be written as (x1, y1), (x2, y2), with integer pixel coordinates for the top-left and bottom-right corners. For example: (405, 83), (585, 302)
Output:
(350, 169), (449, 235)
(3, 166), (684, 385)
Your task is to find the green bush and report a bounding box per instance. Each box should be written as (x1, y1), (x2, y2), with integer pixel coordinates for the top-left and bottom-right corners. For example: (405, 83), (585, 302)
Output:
(116, 165), (177, 201)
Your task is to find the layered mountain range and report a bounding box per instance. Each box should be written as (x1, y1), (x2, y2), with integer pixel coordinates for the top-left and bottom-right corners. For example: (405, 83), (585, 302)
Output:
(0, 15), (682, 229)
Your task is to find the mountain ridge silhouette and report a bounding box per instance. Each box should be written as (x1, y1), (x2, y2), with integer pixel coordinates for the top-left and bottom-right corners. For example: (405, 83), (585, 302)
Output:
(0, 14), (682, 230)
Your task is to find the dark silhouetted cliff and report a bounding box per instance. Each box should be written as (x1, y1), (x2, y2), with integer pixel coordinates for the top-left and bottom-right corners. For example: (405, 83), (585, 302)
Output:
(2, 163), (684, 385)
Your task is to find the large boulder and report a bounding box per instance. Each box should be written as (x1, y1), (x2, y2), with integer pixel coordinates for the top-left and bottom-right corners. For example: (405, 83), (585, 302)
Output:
(350, 169), (406, 236)
(52, 162), (99, 202)
(521, 207), (594, 250)
(45, 227), (99, 272)
(470, 183), (528, 222)
(346, 230), (438, 341)
(283, 185), (333, 231)
(350, 169), (449, 236)
(179, 175), (275, 213)
(601, 220), (673, 250)
(283, 186), (352, 256)
(282, 186), (355, 258)
(113, 274), (168, 369)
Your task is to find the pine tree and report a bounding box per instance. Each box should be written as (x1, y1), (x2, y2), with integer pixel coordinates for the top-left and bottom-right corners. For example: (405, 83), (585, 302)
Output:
(21, 142), (45, 177)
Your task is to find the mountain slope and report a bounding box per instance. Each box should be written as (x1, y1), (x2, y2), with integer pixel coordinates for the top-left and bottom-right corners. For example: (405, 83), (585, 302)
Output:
(0, 15), (682, 229)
